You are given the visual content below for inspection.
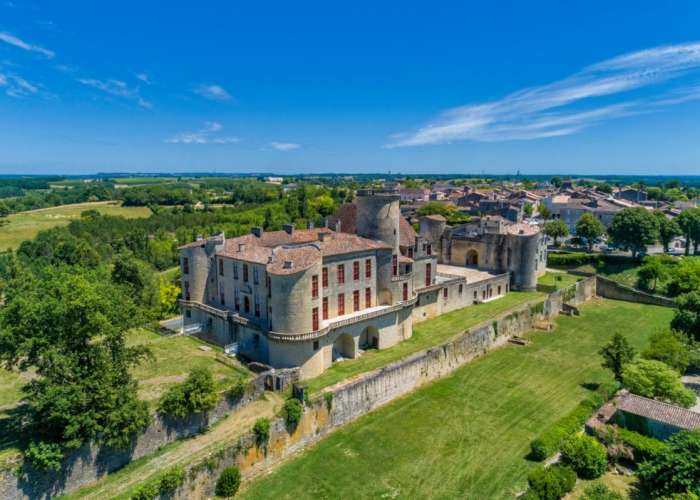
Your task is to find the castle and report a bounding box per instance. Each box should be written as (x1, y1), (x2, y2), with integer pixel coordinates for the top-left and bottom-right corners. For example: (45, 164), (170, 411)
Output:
(179, 188), (546, 379)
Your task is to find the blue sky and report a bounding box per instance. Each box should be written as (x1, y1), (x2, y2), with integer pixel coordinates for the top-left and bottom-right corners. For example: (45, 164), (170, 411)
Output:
(1, 1), (700, 175)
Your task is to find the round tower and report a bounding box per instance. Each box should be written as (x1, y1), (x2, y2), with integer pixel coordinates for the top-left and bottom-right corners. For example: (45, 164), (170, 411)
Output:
(356, 188), (400, 251)
(507, 232), (540, 291)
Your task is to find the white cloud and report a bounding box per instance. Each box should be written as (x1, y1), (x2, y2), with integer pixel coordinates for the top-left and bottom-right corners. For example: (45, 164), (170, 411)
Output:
(78, 77), (151, 108)
(135, 72), (151, 84)
(0, 31), (54, 58)
(194, 83), (232, 101)
(165, 121), (240, 144)
(0, 71), (40, 98)
(270, 142), (301, 151)
(387, 41), (700, 147)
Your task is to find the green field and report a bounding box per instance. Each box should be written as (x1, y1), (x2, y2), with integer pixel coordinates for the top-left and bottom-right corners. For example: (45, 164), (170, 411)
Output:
(0, 328), (250, 464)
(304, 290), (543, 394)
(537, 270), (582, 289)
(112, 176), (178, 185)
(0, 201), (151, 251)
(242, 299), (673, 499)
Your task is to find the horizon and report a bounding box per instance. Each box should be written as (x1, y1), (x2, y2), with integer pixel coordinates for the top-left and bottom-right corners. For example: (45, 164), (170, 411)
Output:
(1, 1), (700, 174)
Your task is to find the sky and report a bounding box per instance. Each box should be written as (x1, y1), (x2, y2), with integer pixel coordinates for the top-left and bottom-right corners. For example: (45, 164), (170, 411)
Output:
(1, 1), (700, 176)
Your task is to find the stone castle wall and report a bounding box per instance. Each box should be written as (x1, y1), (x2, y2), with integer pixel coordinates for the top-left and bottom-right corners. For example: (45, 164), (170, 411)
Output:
(595, 275), (675, 308)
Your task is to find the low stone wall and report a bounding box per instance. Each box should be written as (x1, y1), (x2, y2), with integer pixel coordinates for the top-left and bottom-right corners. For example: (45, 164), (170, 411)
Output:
(0, 278), (598, 499)
(0, 368), (298, 500)
(595, 275), (675, 308)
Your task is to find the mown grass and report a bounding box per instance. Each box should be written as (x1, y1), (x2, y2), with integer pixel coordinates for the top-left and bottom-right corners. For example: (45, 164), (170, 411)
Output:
(241, 299), (673, 499)
(304, 290), (544, 394)
(0, 201), (151, 251)
(537, 271), (582, 289)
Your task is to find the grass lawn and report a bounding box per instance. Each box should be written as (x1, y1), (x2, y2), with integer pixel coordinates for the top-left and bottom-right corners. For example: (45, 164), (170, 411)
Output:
(304, 290), (544, 394)
(537, 271), (582, 289)
(241, 299), (673, 499)
(0, 201), (151, 251)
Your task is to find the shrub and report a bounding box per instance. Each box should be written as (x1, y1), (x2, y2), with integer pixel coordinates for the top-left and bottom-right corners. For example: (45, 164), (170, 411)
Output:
(527, 465), (577, 500)
(158, 367), (219, 418)
(215, 466), (241, 498)
(548, 252), (602, 268)
(282, 398), (303, 428)
(638, 430), (700, 497)
(23, 440), (64, 471)
(131, 480), (159, 500)
(253, 418), (271, 448)
(560, 434), (608, 479)
(581, 482), (623, 500)
(324, 392), (333, 411)
(227, 381), (246, 400)
(158, 466), (185, 494)
(616, 427), (668, 462)
(642, 330), (691, 374)
(622, 359), (696, 408)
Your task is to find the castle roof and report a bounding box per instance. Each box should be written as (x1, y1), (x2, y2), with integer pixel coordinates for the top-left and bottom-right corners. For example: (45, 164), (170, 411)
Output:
(328, 202), (417, 247)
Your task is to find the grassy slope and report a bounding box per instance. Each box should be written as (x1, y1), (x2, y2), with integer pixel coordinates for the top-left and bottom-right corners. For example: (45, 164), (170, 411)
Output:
(305, 290), (543, 394)
(0, 201), (151, 251)
(242, 299), (672, 500)
(537, 271), (582, 289)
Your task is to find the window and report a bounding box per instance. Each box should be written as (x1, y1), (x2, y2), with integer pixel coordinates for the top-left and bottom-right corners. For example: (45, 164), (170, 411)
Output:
(243, 264), (249, 282)
(244, 295), (250, 314)
(312, 307), (319, 331)
(392, 255), (398, 276)
(234, 289), (240, 311)
(365, 287), (371, 308)
(182, 257), (189, 274)
(322, 297), (328, 319)
(185, 309), (191, 318)
(338, 293), (345, 315)
(218, 259), (224, 276)
(254, 296), (260, 317)
(427, 244), (432, 256)
(322, 267), (328, 288)
(408, 247), (413, 258)
(337, 264), (345, 284)
(443, 287), (448, 299)
(403, 282), (408, 301)
(365, 259), (372, 278)
(312, 275), (319, 298)
(425, 263), (431, 287)
(233, 262), (239, 279)
(474, 290), (477, 300)
(313, 340), (319, 351)
(498, 285), (501, 295)
(220, 287), (226, 305)
(459, 284), (463, 295)
(184, 281), (190, 300)
(353, 261), (360, 280)
(353, 290), (360, 311)
(253, 267), (259, 285)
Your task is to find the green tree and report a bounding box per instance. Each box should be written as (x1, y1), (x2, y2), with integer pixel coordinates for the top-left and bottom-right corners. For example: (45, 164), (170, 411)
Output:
(576, 213), (605, 251)
(622, 359), (696, 408)
(538, 203), (552, 220)
(551, 176), (563, 188)
(216, 466), (241, 498)
(0, 200), (11, 217)
(158, 366), (219, 418)
(523, 203), (534, 217)
(608, 207), (659, 259)
(581, 483), (623, 500)
(677, 208), (700, 256)
(671, 291), (700, 341)
(599, 332), (636, 381)
(638, 430), (700, 497)
(655, 211), (681, 253)
(637, 257), (670, 292)
(642, 331), (690, 374)
(667, 258), (700, 297)
(417, 201), (454, 218)
(560, 434), (608, 479)
(544, 220), (569, 246)
(527, 465), (576, 500)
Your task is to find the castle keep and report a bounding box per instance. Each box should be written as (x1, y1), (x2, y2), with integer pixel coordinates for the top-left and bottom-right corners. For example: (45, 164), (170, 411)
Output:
(179, 188), (545, 379)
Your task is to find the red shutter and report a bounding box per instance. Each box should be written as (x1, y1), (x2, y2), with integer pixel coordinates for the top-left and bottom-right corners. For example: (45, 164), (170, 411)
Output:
(312, 307), (319, 331)
(338, 293), (345, 315)
(365, 259), (371, 278)
(403, 283), (408, 301)
(322, 297), (328, 319)
(322, 267), (328, 287)
(425, 263), (431, 287)
(365, 287), (371, 308)
(353, 290), (359, 311)
(353, 261), (360, 280)
(312, 275), (319, 298)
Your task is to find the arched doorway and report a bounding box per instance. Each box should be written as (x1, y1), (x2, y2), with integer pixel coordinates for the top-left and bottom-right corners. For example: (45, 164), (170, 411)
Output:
(332, 333), (356, 361)
(359, 326), (379, 350)
(466, 249), (479, 267)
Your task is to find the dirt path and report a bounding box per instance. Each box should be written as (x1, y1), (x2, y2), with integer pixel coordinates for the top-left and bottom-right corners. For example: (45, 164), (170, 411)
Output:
(75, 393), (284, 499)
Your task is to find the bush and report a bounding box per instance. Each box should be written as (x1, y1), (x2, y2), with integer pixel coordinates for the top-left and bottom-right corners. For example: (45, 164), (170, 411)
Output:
(158, 466), (185, 494)
(158, 367), (219, 418)
(282, 398), (303, 428)
(324, 392), (333, 411)
(616, 427), (668, 462)
(638, 430), (700, 497)
(131, 480), (159, 500)
(253, 418), (271, 448)
(560, 434), (608, 479)
(215, 466), (241, 498)
(527, 465), (577, 500)
(548, 252), (601, 268)
(227, 381), (246, 400)
(622, 359), (696, 408)
(642, 330), (691, 374)
(24, 440), (64, 471)
(581, 483), (623, 500)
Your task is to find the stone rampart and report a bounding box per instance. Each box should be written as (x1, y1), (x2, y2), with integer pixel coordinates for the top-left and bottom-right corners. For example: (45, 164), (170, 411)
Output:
(595, 275), (675, 308)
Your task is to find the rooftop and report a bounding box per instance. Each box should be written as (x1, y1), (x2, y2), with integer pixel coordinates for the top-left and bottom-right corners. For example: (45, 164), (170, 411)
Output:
(617, 391), (700, 430)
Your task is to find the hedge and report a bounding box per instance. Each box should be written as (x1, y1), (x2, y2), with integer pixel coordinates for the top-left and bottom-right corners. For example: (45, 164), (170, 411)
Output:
(616, 427), (668, 462)
(547, 252), (634, 268)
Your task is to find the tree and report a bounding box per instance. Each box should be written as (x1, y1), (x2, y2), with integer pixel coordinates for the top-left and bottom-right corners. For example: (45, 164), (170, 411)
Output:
(637, 257), (669, 292)
(677, 208), (700, 256)
(667, 258), (700, 297)
(544, 220), (569, 246)
(0, 200), (10, 217)
(551, 176), (563, 188)
(417, 201), (454, 218)
(642, 330), (690, 374)
(655, 211), (681, 253)
(608, 207), (659, 259)
(638, 430), (700, 497)
(671, 291), (700, 341)
(158, 367), (219, 418)
(216, 466), (241, 498)
(576, 213), (605, 252)
(538, 203), (552, 220)
(523, 203), (534, 217)
(0, 267), (150, 466)
(622, 359), (696, 408)
(599, 332), (636, 381)
(581, 483), (623, 500)
(561, 434), (608, 479)
(526, 465), (576, 500)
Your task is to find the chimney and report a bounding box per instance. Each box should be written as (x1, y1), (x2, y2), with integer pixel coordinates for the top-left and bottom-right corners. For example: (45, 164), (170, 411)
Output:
(283, 223), (295, 235)
(251, 227), (263, 238)
(238, 243), (247, 252)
